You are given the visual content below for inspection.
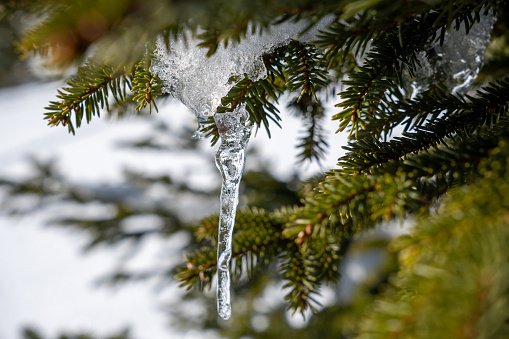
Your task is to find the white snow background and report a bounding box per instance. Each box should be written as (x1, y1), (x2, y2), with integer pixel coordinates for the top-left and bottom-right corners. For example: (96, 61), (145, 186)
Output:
(0, 80), (352, 339)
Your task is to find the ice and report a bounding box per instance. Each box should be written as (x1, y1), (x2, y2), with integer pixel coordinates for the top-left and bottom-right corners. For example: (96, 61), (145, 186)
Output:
(408, 9), (496, 97)
(151, 16), (335, 119)
(150, 17), (335, 319)
(191, 117), (207, 140)
(214, 104), (252, 320)
(151, 31), (264, 118)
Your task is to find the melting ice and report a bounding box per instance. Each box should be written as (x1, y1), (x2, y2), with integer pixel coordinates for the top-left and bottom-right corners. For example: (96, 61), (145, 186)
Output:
(408, 9), (496, 97)
(214, 105), (252, 319)
(150, 17), (334, 319)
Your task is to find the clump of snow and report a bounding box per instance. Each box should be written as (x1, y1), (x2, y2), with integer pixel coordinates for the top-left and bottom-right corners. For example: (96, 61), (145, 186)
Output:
(408, 9), (496, 97)
(151, 16), (334, 119)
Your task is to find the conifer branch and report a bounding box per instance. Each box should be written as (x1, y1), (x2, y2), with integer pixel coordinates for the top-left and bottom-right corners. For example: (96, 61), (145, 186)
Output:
(333, 25), (428, 137)
(332, 0), (496, 138)
(283, 173), (419, 244)
(44, 60), (131, 135)
(218, 75), (283, 136)
(359, 77), (509, 140)
(178, 205), (343, 314)
(285, 125), (507, 245)
(281, 242), (323, 314)
(288, 94), (328, 163)
(359, 138), (509, 338)
(284, 41), (328, 102)
(132, 53), (163, 114)
(176, 246), (217, 291)
(176, 208), (286, 291)
(340, 78), (509, 174)
(281, 221), (341, 314)
(315, 16), (398, 69)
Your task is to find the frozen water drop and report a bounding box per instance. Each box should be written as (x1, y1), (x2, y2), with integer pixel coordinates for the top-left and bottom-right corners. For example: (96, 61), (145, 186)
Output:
(408, 9), (496, 97)
(214, 104), (252, 320)
(192, 117), (207, 140)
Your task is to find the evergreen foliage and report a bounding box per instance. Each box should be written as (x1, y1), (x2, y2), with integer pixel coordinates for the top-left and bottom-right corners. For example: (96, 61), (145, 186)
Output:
(4, 0), (509, 337)
(21, 326), (132, 339)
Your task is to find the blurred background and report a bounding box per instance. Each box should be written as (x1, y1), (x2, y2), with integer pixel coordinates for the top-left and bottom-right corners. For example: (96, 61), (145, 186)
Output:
(0, 5), (401, 339)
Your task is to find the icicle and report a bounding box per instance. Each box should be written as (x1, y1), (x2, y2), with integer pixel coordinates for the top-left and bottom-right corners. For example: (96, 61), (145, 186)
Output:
(214, 104), (252, 320)
(407, 9), (496, 98)
(150, 16), (335, 320)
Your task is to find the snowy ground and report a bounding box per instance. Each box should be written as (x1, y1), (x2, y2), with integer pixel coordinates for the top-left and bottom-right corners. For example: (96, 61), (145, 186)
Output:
(0, 81), (350, 339)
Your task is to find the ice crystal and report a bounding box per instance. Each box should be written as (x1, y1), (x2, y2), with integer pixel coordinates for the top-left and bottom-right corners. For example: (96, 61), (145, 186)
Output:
(408, 9), (496, 97)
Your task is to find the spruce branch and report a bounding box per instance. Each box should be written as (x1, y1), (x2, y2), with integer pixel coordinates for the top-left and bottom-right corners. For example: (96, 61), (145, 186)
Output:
(281, 242), (322, 315)
(283, 172), (419, 244)
(384, 129), (501, 197)
(332, 0), (496, 138)
(176, 246), (217, 291)
(218, 75), (283, 135)
(176, 208), (286, 291)
(333, 23), (433, 137)
(284, 41), (329, 102)
(339, 79), (509, 175)
(358, 77), (509, 140)
(44, 60), (131, 135)
(178, 205), (344, 314)
(132, 53), (163, 114)
(280, 224), (340, 315)
(315, 14), (399, 69)
(285, 125), (508, 246)
(280, 41), (331, 162)
(313, 0), (476, 67)
(358, 137), (509, 338)
(288, 93), (329, 163)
